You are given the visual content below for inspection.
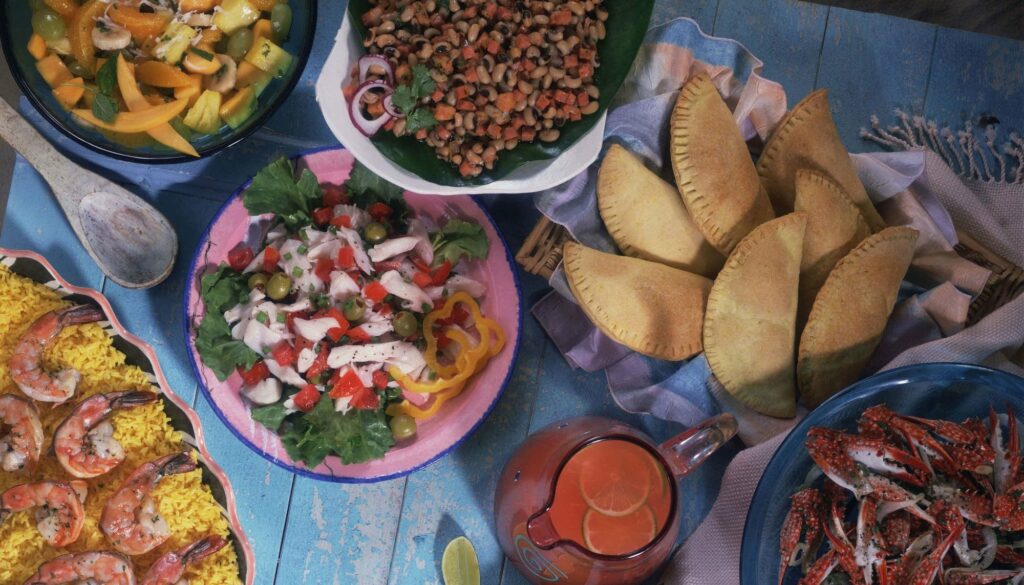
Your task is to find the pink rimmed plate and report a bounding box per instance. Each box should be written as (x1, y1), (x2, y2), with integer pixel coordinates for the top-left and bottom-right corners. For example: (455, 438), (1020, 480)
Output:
(183, 147), (523, 482)
(0, 247), (255, 584)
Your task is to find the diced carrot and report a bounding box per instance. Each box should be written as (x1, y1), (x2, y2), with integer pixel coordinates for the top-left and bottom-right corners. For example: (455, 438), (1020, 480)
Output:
(495, 92), (515, 113)
(465, 67), (479, 83)
(579, 63), (593, 78)
(434, 104), (456, 121)
(513, 90), (527, 102)
(27, 34), (47, 60)
(502, 126), (518, 140)
(482, 3), (497, 19)
(564, 54), (578, 68)
(459, 161), (476, 177)
(415, 128), (428, 140)
(430, 88), (444, 102)
(456, 100), (475, 111)
(515, 34), (532, 49)
(520, 127), (536, 141)
(553, 89), (571, 104)
(522, 59), (537, 72)
(578, 93), (590, 107)
(497, 6), (513, 19)
(461, 46), (477, 60)
(536, 93), (551, 110)
(436, 126), (451, 140)
(579, 47), (595, 60)
(486, 39), (500, 55)
(486, 123), (501, 139)
(454, 85), (470, 100)
(550, 10), (573, 25)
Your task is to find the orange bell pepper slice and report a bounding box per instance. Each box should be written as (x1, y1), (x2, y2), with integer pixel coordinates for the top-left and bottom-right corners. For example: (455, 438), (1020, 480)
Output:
(115, 55), (198, 157)
(72, 97), (189, 134)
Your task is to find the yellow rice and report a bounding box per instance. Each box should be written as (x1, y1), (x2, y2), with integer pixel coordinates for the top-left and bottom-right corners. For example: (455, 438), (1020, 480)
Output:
(0, 264), (241, 585)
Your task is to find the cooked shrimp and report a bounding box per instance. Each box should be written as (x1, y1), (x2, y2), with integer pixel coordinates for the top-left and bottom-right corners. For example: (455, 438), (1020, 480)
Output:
(23, 551), (135, 585)
(0, 394), (44, 472)
(0, 481), (85, 547)
(54, 391), (159, 479)
(10, 305), (105, 403)
(140, 536), (227, 585)
(101, 452), (197, 555)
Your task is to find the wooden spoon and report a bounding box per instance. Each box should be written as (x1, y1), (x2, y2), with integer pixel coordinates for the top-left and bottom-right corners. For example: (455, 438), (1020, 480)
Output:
(0, 98), (177, 289)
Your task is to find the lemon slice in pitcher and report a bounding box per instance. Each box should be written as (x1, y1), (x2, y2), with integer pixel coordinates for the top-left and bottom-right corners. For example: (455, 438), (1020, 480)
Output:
(582, 505), (658, 556)
(577, 440), (653, 517)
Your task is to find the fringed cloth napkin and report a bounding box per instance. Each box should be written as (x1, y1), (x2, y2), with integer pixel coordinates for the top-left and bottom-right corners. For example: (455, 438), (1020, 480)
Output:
(530, 17), (1024, 585)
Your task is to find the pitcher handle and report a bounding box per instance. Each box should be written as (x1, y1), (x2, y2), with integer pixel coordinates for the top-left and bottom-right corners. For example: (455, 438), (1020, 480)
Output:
(659, 413), (738, 479)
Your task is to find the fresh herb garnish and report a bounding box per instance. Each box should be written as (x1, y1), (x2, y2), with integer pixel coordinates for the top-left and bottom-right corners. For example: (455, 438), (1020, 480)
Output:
(194, 265), (260, 380)
(190, 46), (215, 61)
(390, 64), (437, 133)
(251, 403), (288, 431)
(91, 55), (120, 123)
(344, 160), (409, 221)
(431, 218), (489, 265)
(243, 157), (323, 230)
(279, 396), (394, 467)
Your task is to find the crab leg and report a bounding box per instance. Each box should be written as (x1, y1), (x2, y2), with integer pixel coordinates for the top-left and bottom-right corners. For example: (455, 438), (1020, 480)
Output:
(778, 487), (825, 585)
(796, 549), (839, 585)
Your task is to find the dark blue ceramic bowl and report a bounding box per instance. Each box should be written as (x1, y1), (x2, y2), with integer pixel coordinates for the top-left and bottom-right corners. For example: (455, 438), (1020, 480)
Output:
(0, 0), (314, 162)
(741, 363), (1024, 584)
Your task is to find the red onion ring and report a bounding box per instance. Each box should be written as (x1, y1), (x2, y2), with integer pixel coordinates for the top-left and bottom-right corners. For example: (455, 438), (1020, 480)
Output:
(382, 93), (404, 118)
(347, 80), (395, 137)
(358, 54), (394, 85)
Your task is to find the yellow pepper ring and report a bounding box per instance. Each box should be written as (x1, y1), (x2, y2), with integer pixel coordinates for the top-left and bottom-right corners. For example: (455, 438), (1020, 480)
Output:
(423, 292), (489, 372)
(386, 382), (466, 420)
(389, 350), (477, 394)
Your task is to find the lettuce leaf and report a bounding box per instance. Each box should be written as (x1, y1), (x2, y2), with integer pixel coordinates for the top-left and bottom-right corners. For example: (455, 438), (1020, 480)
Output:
(280, 397), (394, 467)
(432, 218), (488, 265)
(195, 265), (259, 381)
(243, 157), (323, 229)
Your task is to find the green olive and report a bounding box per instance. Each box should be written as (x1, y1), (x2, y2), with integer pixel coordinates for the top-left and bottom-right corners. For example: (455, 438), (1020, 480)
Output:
(226, 28), (254, 62)
(363, 222), (388, 244)
(343, 296), (366, 321)
(270, 3), (293, 42)
(266, 272), (292, 300)
(31, 8), (66, 41)
(392, 311), (418, 338)
(248, 272), (269, 291)
(389, 414), (417, 440)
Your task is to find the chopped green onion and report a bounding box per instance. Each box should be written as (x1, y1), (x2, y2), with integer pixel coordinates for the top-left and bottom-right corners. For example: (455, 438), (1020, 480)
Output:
(283, 252), (293, 261)
(256, 312), (268, 324)
(292, 266), (303, 278)
(276, 313), (287, 323)
(297, 244), (308, 254)
(190, 47), (215, 60)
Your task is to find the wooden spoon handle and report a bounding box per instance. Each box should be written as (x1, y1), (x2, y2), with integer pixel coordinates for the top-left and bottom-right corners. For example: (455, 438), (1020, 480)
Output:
(0, 97), (90, 210)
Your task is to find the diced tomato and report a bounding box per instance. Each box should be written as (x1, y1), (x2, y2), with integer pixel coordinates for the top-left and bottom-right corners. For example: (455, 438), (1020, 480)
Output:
(412, 257), (432, 273)
(227, 245), (253, 271)
(285, 311), (308, 333)
(305, 347), (330, 382)
(350, 387), (380, 410)
(437, 305), (470, 327)
(377, 303), (393, 317)
(329, 368), (365, 399)
(292, 384), (321, 412)
(312, 206), (333, 226)
(368, 202), (392, 220)
(263, 246), (280, 272)
(372, 370), (388, 390)
(364, 281), (388, 304)
(322, 183), (348, 206)
(294, 336), (315, 355)
(324, 308), (350, 341)
(238, 361), (269, 386)
(271, 341), (296, 367)
(314, 257), (333, 282)
(347, 327), (371, 343)
(431, 260), (452, 286)
(436, 331), (452, 349)
(336, 246), (355, 270)
(412, 271), (433, 288)
(330, 214), (352, 228)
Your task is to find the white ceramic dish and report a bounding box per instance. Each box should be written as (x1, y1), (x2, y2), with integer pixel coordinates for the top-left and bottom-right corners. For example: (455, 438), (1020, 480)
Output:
(314, 10), (606, 196)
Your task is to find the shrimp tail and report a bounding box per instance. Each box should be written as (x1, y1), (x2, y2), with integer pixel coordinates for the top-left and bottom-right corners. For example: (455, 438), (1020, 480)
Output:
(56, 305), (104, 326)
(111, 391), (159, 409)
(183, 536), (228, 564)
(157, 452), (197, 479)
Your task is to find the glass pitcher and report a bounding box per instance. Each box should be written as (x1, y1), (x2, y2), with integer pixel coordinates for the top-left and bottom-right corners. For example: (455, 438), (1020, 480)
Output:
(494, 415), (737, 585)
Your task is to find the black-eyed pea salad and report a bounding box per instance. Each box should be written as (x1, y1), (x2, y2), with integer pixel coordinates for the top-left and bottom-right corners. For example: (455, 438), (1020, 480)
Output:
(25, 0), (298, 157)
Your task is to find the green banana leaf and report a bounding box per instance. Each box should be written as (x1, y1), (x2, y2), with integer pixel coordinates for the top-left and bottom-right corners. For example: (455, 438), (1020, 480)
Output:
(346, 0), (654, 187)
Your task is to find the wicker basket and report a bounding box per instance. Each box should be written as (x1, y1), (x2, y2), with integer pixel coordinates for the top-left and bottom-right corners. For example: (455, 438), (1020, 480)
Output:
(517, 216), (1024, 325)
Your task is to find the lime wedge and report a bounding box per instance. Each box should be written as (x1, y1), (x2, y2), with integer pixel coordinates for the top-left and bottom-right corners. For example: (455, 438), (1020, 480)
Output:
(442, 536), (480, 585)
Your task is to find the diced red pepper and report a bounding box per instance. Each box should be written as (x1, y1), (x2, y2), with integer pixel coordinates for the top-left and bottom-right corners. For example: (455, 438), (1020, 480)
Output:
(322, 183), (348, 206)
(323, 308), (350, 341)
(305, 347), (330, 381)
(412, 257), (432, 273)
(329, 368), (365, 399)
(285, 310), (307, 333)
(312, 206), (333, 226)
(227, 245), (253, 272)
(373, 260), (403, 272)
(314, 257), (333, 282)
(372, 370), (388, 390)
(431, 260), (452, 286)
(336, 246), (356, 270)
(294, 336), (315, 355)
(412, 271), (433, 288)
(350, 387), (380, 410)
(368, 202), (393, 220)
(330, 214), (352, 228)
(263, 246), (280, 272)
(271, 341), (296, 367)
(364, 281), (388, 304)
(238, 361), (269, 386)
(292, 384), (321, 412)
(347, 327), (371, 343)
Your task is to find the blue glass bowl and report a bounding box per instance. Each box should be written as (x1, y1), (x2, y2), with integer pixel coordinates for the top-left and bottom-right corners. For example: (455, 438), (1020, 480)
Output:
(0, 0), (314, 162)
(740, 363), (1024, 585)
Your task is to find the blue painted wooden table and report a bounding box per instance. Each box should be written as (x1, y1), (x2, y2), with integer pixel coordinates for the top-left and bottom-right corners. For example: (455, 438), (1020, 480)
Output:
(2, 1), (1022, 583)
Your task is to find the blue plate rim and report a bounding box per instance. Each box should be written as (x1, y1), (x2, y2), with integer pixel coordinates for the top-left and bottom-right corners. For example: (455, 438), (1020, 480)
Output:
(739, 362), (1024, 584)
(181, 144), (525, 483)
(0, 1), (317, 164)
